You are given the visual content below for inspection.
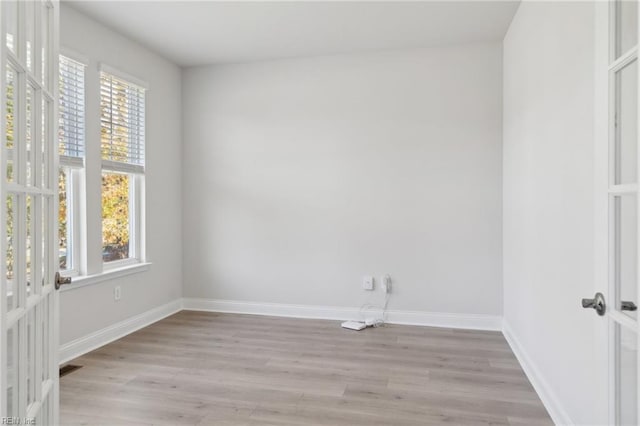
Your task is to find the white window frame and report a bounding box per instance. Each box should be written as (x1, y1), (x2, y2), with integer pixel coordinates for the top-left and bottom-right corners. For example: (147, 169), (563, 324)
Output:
(100, 170), (144, 270)
(58, 53), (86, 277)
(58, 166), (83, 276)
(99, 65), (146, 270)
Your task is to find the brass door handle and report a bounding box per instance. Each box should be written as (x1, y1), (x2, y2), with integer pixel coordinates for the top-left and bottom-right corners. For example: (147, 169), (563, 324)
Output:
(55, 272), (72, 290)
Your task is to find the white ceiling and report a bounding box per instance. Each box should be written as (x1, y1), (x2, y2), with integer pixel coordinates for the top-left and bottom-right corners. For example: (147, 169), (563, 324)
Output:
(65, 1), (520, 67)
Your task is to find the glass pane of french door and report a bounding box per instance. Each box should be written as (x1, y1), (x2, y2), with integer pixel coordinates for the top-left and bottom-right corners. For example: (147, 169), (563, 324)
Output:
(615, 59), (637, 184)
(617, 324), (638, 425)
(610, 1), (640, 425)
(616, 0), (639, 59)
(1, 0), (57, 424)
(615, 194), (638, 320)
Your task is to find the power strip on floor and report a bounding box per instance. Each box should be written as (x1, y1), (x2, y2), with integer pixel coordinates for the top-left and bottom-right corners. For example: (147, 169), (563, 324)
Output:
(341, 321), (366, 331)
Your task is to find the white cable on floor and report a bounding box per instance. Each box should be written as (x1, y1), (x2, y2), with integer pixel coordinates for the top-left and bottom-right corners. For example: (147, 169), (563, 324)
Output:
(358, 278), (391, 327)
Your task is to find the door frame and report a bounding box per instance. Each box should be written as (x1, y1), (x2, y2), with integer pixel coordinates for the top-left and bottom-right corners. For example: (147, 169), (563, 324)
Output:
(594, 1), (640, 424)
(0, 0), (60, 423)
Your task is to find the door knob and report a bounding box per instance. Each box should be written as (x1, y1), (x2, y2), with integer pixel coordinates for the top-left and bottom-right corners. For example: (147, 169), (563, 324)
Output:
(621, 301), (637, 312)
(55, 272), (72, 290)
(582, 292), (606, 316)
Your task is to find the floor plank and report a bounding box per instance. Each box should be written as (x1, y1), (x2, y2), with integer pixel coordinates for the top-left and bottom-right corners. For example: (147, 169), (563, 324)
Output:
(60, 311), (552, 425)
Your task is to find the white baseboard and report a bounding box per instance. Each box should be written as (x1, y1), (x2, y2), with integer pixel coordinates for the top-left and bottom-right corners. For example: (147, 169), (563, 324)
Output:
(58, 298), (564, 423)
(386, 309), (502, 330)
(183, 298), (362, 321)
(59, 299), (183, 365)
(502, 321), (572, 426)
(58, 298), (500, 366)
(182, 298), (502, 331)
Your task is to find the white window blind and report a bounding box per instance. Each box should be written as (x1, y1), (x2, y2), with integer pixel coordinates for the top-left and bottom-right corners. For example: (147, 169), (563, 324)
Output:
(59, 55), (85, 167)
(100, 71), (145, 173)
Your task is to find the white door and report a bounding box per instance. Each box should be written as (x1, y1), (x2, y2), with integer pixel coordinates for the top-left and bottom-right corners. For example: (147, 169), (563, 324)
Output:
(593, 1), (640, 425)
(0, 1), (60, 424)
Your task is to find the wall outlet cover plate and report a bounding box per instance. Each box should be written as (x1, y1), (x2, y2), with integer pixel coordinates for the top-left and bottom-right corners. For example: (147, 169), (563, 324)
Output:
(341, 321), (366, 331)
(363, 276), (374, 291)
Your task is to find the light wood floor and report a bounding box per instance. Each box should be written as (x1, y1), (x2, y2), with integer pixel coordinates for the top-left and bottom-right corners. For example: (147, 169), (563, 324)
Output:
(60, 311), (552, 425)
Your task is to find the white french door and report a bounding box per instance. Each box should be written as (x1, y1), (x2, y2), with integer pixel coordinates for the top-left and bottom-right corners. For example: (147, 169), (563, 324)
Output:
(594, 1), (640, 425)
(0, 1), (59, 425)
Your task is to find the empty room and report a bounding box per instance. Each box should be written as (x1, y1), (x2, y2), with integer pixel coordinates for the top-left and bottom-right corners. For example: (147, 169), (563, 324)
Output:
(0, 0), (638, 425)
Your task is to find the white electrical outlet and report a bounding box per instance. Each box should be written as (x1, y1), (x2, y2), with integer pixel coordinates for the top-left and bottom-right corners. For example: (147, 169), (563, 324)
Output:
(114, 286), (121, 301)
(363, 276), (374, 291)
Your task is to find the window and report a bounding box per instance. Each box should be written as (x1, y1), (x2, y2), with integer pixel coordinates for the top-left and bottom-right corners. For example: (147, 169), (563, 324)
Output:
(58, 55), (85, 273)
(55, 55), (149, 283)
(100, 70), (145, 266)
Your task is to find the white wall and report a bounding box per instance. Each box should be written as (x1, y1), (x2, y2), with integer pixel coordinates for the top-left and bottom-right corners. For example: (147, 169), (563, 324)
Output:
(182, 44), (503, 318)
(503, 2), (598, 424)
(59, 5), (182, 345)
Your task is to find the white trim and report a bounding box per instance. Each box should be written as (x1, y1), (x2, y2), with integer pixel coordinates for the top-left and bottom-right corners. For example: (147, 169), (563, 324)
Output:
(183, 298), (360, 322)
(103, 257), (142, 271)
(502, 321), (573, 426)
(608, 183), (639, 195)
(387, 309), (502, 330)
(594, 2), (614, 424)
(181, 298), (502, 331)
(59, 262), (151, 292)
(57, 297), (503, 366)
(609, 45), (637, 73)
(58, 299), (181, 365)
(98, 63), (149, 90)
(101, 159), (144, 175)
(59, 155), (84, 169)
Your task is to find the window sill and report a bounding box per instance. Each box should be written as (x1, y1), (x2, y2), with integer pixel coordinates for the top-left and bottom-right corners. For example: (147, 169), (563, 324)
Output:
(59, 262), (151, 293)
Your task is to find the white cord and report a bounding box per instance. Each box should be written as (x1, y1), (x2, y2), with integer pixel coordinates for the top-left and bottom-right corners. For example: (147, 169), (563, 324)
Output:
(359, 287), (390, 327)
